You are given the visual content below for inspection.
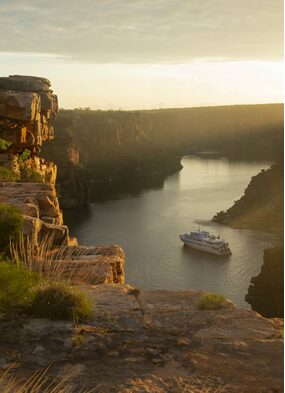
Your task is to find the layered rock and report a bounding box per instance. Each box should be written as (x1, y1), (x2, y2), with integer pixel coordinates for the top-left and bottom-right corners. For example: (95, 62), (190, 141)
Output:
(0, 75), (58, 154)
(0, 285), (282, 392)
(246, 247), (284, 317)
(0, 75), (124, 284)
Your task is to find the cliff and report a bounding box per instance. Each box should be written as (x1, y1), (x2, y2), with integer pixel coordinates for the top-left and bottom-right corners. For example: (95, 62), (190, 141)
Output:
(41, 116), (89, 208)
(41, 104), (283, 201)
(0, 75), (124, 284)
(213, 163), (284, 233)
(0, 285), (283, 392)
(0, 77), (283, 392)
(246, 247), (284, 317)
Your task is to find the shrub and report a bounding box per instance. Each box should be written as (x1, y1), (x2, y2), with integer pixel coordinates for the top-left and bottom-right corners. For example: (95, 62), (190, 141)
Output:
(0, 204), (23, 254)
(18, 148), (31, 162)
(0, 167), (19, 182)
(198, 293), (227, 310)
(0, 262), (39, 312)
(20, 168), (44, 183)
(31, 283), (93, 321)
(0, 138), (11, 151)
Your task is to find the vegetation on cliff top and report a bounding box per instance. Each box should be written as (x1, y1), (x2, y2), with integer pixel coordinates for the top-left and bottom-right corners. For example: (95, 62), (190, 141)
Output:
(198, 293), (227, 310)
(0, 207), (93, 321)
(0, 204), (23, 255)
(213, 163), (284, 232)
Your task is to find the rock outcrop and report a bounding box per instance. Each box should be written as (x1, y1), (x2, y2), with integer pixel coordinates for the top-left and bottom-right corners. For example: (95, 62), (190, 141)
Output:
(0, 285), (283, 392)
(0, 75), (57, 154)
(213, 163), (284, 233)
(246, 247), (284, 317)
(0, 75), (124, 284)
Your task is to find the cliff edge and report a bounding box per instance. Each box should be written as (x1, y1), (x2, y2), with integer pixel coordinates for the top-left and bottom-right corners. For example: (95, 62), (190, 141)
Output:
(0, 75), (124, 284)
(0, 285), (283, 392)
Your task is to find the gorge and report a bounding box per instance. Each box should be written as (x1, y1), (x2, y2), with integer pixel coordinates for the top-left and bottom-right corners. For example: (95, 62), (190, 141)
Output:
(0, 76), (283, 392)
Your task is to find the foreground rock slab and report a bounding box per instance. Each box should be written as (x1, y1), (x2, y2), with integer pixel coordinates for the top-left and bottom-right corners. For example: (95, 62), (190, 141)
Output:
(0, 285), (282, 392)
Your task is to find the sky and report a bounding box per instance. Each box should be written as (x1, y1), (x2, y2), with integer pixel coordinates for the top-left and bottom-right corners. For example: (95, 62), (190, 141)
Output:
(0, 0), (283, 109)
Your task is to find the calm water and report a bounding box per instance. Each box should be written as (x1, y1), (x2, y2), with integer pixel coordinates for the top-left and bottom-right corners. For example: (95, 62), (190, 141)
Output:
(64, 156), (277, 308)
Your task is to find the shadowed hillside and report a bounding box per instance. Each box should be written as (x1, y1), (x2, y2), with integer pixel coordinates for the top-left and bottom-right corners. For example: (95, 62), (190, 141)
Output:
(42, 103), (283, 204)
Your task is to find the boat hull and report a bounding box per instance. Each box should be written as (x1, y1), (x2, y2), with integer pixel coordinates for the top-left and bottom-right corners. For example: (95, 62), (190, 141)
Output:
(180, 235), (232, 256)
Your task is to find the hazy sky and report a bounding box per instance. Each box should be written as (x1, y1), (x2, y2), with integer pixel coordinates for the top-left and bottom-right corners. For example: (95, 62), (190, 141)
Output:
(0, 0), (283, 109)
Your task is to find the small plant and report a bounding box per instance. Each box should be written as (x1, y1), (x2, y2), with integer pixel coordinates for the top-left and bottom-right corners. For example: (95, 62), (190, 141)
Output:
(0, 138), (12, 151)
(18, 148), (31, 162)
(0, 204), (23, 254)
(31, 283), (94, 321)
(0, 262), (39, 312)
(198, 293), (227, 310)
(127, 286), (141, 297)
(0, 166), (19, 182)
(20, 167), (44, 183)
(72, 332), (86, 346)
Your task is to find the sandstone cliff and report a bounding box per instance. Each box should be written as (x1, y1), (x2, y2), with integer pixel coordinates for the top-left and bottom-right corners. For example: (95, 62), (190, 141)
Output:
(0, 75), (124, 284)
(0, 76), (283, 392)
(213, 163), (284, 233)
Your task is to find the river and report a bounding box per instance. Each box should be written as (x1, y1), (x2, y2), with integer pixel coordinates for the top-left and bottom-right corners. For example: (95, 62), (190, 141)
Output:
(64, 156), (277, 308)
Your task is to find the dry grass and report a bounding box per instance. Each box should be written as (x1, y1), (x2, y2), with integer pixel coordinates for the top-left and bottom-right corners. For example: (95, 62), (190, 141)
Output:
(10, 233), (111, 285)
(0, 368), (226, 393)
(0, 366), (98, 393)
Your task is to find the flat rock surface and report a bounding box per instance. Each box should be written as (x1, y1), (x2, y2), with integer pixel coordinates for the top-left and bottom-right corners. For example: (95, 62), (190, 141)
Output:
(0, 284), (283, 392)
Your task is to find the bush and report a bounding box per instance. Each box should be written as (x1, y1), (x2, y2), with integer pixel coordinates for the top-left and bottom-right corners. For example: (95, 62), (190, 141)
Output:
(0, 167), (19, 182)
(0, 262), (39, 312)
(18, 149), (31, 162)
(0, 138), (11, 151)
(198, 293), (227, 310)
(20, 167), (44, 183)
(31, 283), (93, 321)
(0, 204), (23, 254)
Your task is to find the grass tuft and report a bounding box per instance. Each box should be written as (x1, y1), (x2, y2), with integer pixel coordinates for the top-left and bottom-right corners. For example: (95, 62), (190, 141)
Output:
(0, 262), (39, 312)
(0, 204), (23, 255)
(30, 283), (94, 322)
(198, 293), (227, 310)
(0, 167), (19, 182)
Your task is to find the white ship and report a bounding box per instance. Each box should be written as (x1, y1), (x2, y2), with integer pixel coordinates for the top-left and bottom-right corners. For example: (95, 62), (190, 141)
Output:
(179, 229), (231, 256)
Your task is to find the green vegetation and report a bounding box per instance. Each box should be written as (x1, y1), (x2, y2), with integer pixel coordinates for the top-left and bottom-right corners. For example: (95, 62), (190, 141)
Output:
(19, 148), (31, 162)
(0, 204), (23, 254)
(198, 293), (227, 310)
(20, 167), (44, 183)
(30, 283), (93, 321)
(0, 262), (38, 312)
(0, 138), (12, 151)
(0, 260), (93, 322)
(0, 166), (19, 181)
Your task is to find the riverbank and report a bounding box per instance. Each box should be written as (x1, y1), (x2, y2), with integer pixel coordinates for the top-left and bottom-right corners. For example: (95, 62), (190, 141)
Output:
(64, 157), (276, 308)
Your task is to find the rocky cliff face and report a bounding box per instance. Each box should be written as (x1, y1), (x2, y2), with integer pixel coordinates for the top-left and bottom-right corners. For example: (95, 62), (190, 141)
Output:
(0, 75), (57, 154)
(246, 247), (284, 317)
(0, 75), (124, 284)
(213, 163), (284, 233)
(0, 285), (283, 392)
(41, 119), (89, 208)
(42, 110), (183, 202)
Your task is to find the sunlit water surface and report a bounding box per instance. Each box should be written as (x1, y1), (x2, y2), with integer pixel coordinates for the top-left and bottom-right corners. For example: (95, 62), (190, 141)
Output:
(64, 157), (277, 308)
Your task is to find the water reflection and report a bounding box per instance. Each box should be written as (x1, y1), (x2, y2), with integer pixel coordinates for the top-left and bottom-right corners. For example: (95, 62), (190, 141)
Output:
(64, 157), (277, 308)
